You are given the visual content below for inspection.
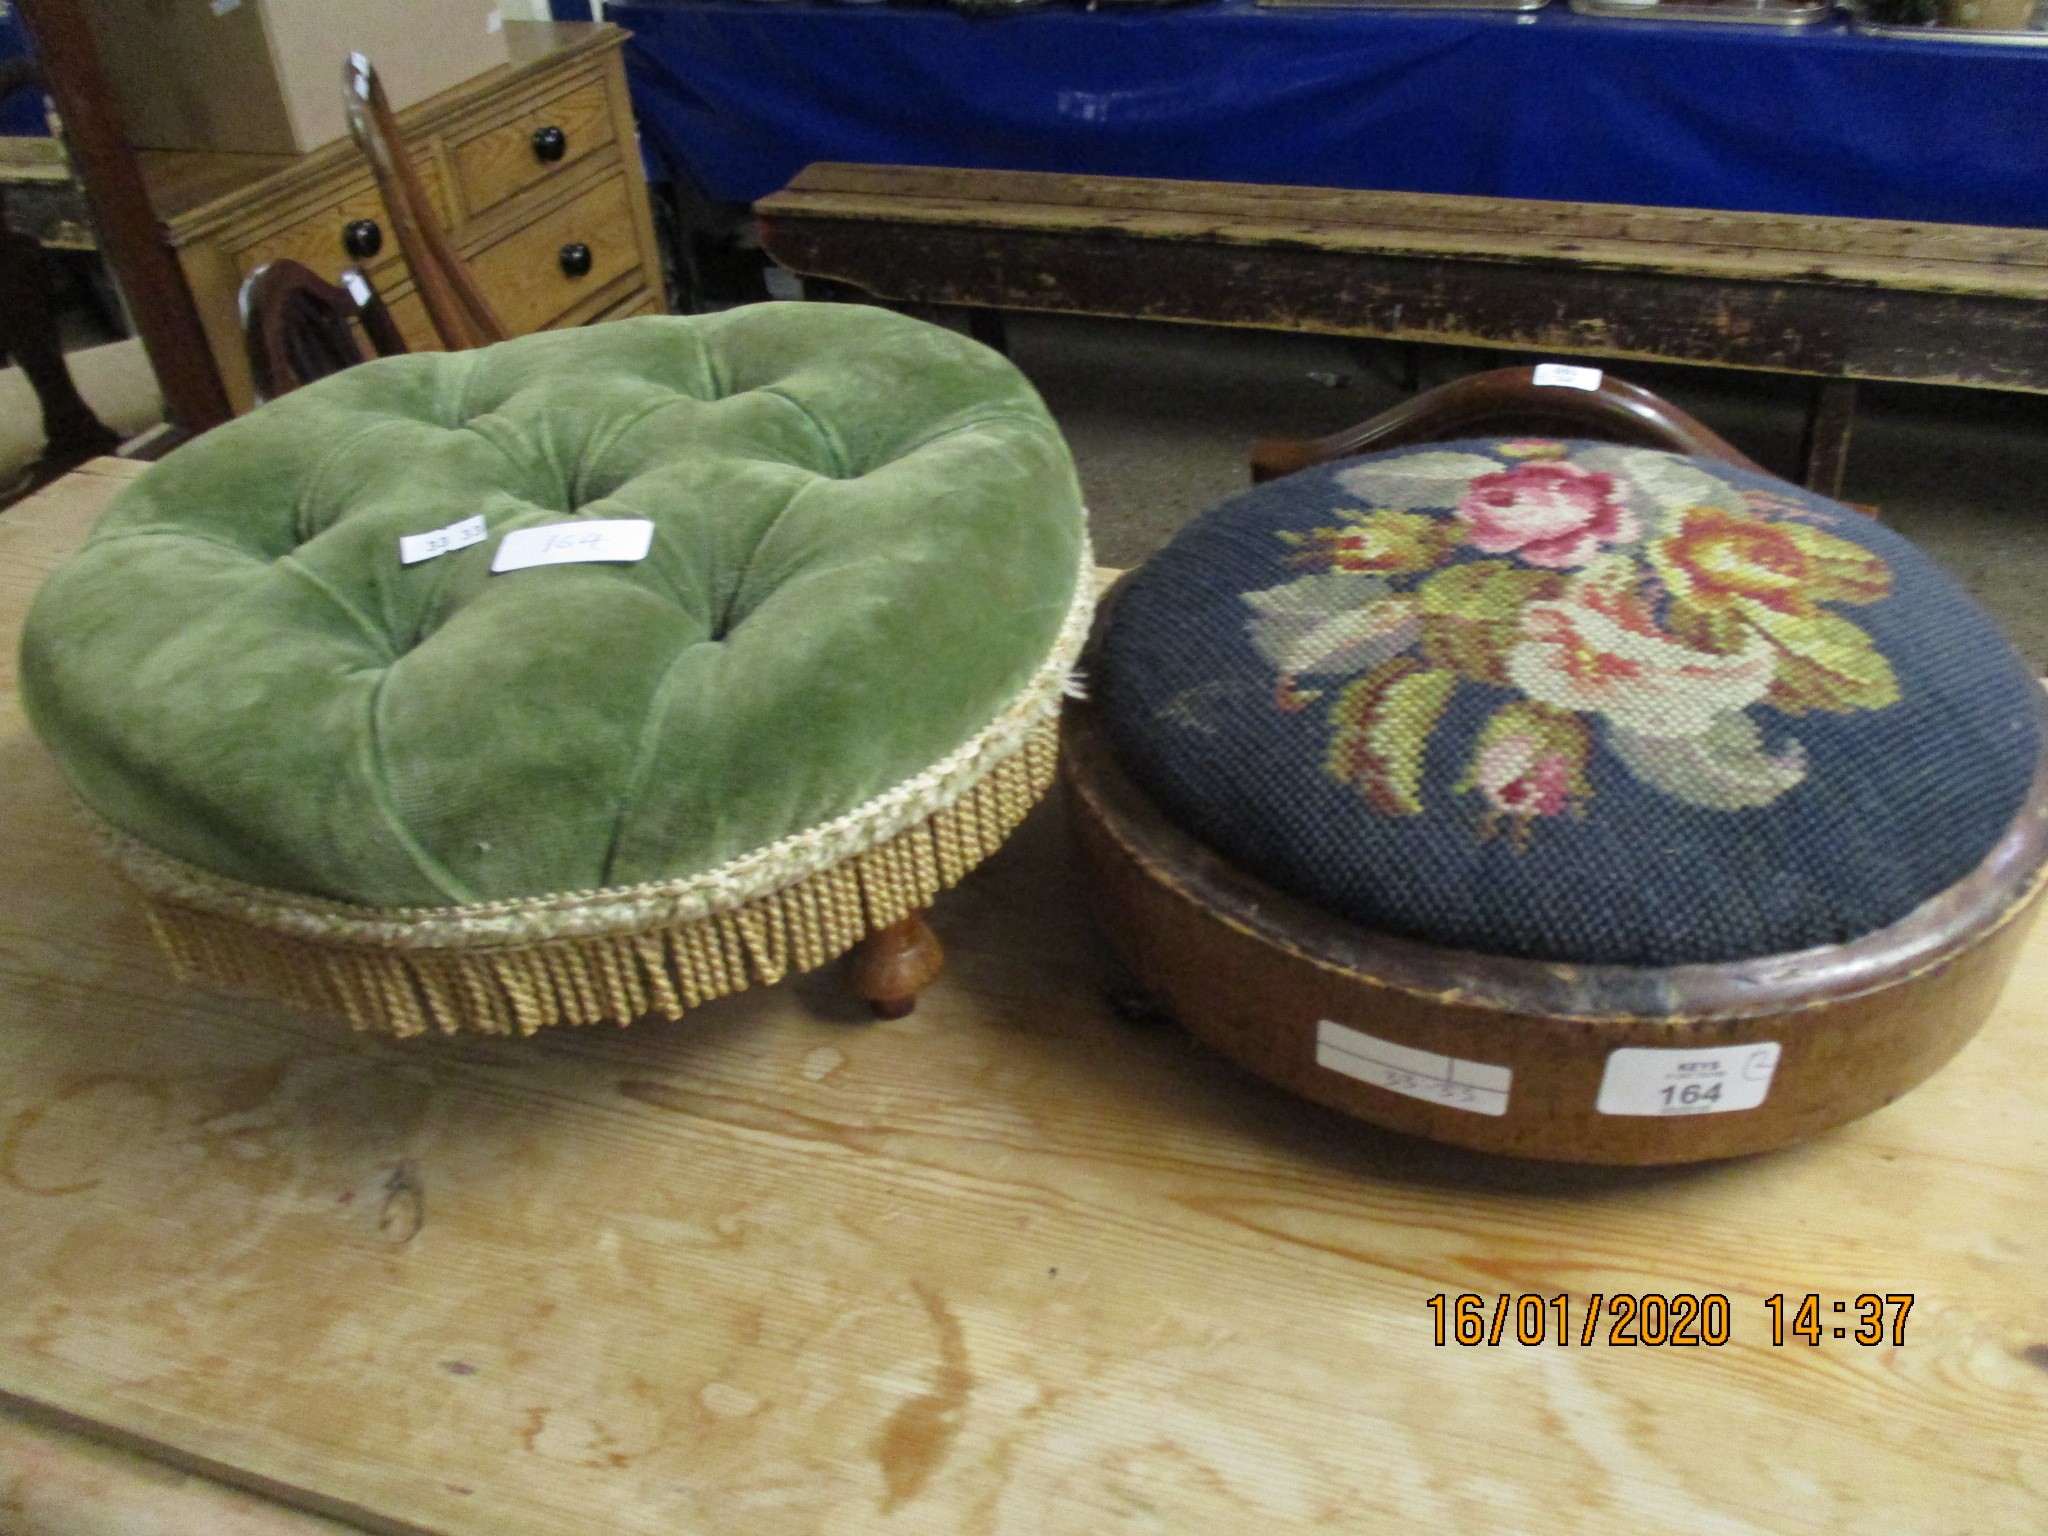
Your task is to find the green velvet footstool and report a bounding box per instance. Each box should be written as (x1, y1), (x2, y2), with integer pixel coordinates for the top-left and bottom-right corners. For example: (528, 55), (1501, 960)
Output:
(21, 305), (1092, 1036)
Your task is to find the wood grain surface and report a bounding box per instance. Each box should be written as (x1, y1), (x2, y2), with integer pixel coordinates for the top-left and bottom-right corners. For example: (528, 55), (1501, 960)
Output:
(760, 165), (2048, 298)
(467, 164), (639, 334)
(224, 165), (449, 293)
(0, 1406), (361, 1536)
(2, 466), (2047, 1534)
(135, 23), (619, 229)
(448, 76), (614, 221)
(756, 165), (2048, 401)
(1064, 695), (2047, 1164)
(135, 24), (664, 415)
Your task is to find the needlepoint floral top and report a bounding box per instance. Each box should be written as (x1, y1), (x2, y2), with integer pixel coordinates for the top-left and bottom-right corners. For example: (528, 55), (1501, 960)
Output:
(1096, 441), (2040, 966)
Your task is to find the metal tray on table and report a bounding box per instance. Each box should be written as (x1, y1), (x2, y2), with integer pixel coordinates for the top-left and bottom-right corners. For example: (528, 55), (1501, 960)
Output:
(1258, 0), (1547, 11)
(1843, 0), (2048, 42)
(1569, 0), (1832, 24)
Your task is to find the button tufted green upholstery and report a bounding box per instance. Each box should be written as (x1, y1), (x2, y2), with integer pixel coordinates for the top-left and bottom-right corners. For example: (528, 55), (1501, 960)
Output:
(19, 305), (1091, 1035)
(25, 304), (1087, 905)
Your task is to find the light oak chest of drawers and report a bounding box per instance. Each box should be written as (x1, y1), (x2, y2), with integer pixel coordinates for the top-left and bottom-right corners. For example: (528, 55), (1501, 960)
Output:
(139, 21), (663, 414)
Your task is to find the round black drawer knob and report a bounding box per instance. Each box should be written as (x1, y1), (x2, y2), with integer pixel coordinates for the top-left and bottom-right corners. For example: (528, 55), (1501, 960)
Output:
(342, 218), (382, 260)
(532, 125), (567, 163)
(558, 242), (593, 279)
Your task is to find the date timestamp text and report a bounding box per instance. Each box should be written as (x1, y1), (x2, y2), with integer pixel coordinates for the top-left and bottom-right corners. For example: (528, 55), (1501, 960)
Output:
(1424, 1292), (1914, 1347)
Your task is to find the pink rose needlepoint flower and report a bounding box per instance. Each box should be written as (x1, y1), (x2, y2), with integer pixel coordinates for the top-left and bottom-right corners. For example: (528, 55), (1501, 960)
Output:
(1455, 701), (1594, 846)
(1471, 733), (1576, 819)
(1456, 462), (1639, 570)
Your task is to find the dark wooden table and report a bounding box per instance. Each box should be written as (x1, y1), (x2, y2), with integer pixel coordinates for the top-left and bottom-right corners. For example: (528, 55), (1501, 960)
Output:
(758, 164), (2048, 496)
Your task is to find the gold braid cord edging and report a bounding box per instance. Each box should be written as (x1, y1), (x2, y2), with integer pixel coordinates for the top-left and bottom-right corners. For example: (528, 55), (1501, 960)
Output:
(103, 549), (1096, 1037)
(139, 717), (1060, 1038)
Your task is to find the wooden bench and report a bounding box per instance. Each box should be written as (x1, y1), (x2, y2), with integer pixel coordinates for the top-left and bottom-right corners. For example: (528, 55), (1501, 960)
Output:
(756, 163), (2048, 496)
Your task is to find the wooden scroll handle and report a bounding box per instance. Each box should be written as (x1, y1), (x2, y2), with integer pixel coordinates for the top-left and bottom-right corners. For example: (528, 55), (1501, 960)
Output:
(1250, 366), (1768, 484)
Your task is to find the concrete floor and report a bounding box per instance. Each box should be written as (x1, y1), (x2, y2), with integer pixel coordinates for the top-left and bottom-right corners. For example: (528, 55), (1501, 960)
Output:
(994, 313), (2048, 671)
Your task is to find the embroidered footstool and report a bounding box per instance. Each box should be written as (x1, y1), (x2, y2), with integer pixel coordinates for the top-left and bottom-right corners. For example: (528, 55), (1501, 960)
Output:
(1068, 428), (2046, 1163)
(22, 304), (1092, 1036)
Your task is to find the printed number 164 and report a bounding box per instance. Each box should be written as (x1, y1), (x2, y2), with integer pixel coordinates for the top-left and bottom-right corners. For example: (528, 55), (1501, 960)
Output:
(1660, 1082), (1722, 1108)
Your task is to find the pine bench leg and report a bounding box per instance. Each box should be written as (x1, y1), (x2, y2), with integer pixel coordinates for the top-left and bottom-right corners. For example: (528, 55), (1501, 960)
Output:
(1801, 377), (1858, 498)
(965, 307), (1009, 355)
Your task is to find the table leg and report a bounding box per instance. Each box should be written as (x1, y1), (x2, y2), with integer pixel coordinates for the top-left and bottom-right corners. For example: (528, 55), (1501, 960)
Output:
(1346, 339), (1423, 395)
(0, 223), (119, 475)
(965, 307), (1008, 355)
(1800, 378), (1858, 498)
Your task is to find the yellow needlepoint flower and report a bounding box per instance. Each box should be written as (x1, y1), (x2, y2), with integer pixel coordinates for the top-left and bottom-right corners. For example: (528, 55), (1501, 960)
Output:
(1289, 509), (1455, 576)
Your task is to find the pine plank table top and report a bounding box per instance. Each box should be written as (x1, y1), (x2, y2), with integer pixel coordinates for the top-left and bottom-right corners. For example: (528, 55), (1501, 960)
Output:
(3, 461), (2048, 1535)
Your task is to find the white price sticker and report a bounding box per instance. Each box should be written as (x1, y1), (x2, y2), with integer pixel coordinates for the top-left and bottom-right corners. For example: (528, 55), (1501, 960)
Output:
(398, 514), (487, 566)
(1533, 363), (1604, 391)
(491, 519), (654, 573)
(1596, 1042), (1780, 1117)
(1316, 1020), (1511, 1117)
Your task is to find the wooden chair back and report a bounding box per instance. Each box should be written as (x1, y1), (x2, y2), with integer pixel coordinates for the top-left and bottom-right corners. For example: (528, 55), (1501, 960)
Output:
(1250, 366), (1767, 483)
(342, 52), (505, 351)
(239, 258), (407, 403)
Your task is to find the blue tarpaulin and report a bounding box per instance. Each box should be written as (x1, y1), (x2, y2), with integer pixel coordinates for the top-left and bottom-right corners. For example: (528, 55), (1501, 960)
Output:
(599, 0), (2048, 228)
(0, 3), (47, 137)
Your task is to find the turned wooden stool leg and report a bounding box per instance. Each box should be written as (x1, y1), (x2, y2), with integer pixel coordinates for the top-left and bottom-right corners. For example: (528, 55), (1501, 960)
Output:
(845, 913), (944, 1019)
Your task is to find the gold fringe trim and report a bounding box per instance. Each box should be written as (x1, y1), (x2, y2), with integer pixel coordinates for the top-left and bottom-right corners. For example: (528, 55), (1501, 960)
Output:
(136, 717), (1062, 1039)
